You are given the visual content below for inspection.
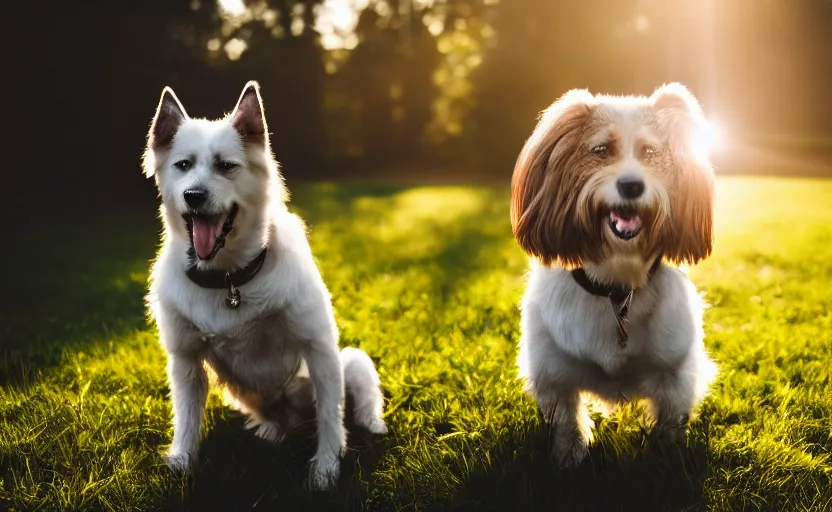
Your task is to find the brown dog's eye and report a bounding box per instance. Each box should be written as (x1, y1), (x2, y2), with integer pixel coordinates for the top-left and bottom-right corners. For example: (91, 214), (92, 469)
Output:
(591, 144), (609, 156)
(641, 146), (657, 159)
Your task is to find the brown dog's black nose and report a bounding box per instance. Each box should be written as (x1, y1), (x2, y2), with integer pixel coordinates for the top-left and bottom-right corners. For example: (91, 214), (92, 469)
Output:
(616, 176), (645, 199)
(184, 189), (208, 209)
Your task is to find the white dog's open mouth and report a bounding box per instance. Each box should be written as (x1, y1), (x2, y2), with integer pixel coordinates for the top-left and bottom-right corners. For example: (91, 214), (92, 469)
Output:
(184, 204), (238, 260)
(607, 207), (643, 240)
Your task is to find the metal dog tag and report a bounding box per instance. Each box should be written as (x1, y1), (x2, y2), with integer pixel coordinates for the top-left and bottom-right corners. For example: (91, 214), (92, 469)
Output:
(224, 271), (241, 309)
(612, 309), (628, 347)
(618, 289), (633, 318)
(610, 289), (634, 348)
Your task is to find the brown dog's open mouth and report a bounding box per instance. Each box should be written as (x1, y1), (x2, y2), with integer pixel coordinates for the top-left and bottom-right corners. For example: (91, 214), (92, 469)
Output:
(607, 206), (643, 240)
(184, 204), (238, 260)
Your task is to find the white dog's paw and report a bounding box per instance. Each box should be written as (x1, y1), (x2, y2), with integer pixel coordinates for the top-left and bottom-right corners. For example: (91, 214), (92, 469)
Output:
(354, 413), (388, 435)
(255, 421), (285, 443)
(165, 451), (194, 473)
(245, 417), (284, 442)
(243, 417), (283, 442)
(364, 417), (389, 435)
(308, 454), (340, 491)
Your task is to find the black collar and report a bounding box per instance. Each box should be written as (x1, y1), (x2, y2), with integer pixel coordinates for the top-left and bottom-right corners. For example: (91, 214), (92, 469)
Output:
(570, 256), (663, 347)
(185, 247), (268, 308)
(571, 256), (662, 301)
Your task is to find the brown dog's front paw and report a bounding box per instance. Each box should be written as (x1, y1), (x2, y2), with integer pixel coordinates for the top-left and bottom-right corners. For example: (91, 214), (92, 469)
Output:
(552, 419), (593, 467)
(653, 412), (689, 443)
(553, 435), (589, 467)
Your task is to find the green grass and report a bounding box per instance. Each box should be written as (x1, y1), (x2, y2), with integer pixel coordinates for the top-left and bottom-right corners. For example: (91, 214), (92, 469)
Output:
(1, 176), (831, 511)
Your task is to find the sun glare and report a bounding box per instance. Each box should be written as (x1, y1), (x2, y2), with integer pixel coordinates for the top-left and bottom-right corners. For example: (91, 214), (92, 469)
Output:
(695, 119), (725, 155)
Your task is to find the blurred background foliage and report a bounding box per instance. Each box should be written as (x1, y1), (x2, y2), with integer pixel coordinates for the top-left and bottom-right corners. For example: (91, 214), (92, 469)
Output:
(12, 0), (832, 214)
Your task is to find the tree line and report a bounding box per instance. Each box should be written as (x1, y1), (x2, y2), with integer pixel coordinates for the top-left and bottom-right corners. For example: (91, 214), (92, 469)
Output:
(12, 0), (832, 212)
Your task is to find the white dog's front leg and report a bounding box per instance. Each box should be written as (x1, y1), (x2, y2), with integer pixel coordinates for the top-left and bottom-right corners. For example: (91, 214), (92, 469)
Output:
(303, 340), (346, 490)
(166, 354), (208, 472)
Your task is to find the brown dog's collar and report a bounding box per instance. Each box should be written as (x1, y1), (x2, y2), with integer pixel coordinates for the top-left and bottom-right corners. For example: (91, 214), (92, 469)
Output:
(570, 255), (662, 347)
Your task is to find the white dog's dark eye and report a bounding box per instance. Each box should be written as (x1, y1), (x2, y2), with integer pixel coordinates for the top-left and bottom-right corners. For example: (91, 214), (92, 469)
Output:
(591, 144), (609, 156)
(217, 161), (238, 172)
(173, 160), (193, 171)
(643, 146), (657, 157)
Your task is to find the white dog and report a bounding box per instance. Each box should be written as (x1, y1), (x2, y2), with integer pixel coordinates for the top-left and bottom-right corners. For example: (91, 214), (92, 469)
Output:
(142, 81), (387, 490)
(510, 83), (718, 466)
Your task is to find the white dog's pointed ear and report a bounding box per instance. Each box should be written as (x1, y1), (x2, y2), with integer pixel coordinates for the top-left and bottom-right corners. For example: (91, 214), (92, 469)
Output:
(231, 81), (267, 142)
(148, 87), (188, 150)
(143, 87), (188, 178)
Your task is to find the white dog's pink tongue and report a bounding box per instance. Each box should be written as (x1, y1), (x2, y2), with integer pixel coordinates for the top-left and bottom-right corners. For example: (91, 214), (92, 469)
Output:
(191, 217), (223, 259)
(611, 211), (642, 232)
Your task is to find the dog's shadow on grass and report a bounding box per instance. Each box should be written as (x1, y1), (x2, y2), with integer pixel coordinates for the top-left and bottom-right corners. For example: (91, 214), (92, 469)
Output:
(449, 418), (709, 512)
(165, 399), (389, 511)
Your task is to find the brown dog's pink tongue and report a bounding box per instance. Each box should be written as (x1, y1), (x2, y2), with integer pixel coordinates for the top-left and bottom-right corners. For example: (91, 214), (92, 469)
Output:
(610, 211), (642, 232)
(191, 217), (223, 259)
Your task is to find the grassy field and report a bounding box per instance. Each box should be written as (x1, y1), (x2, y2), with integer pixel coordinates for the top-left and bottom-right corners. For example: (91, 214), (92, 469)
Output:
(1, 176), (831, 511)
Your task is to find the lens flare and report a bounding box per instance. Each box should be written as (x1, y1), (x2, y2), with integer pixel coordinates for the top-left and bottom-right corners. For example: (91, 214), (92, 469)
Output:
(695, 119), (724, 155)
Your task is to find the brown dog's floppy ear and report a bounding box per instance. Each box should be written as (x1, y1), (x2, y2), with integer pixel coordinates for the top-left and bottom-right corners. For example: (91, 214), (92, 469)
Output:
(143, 87), (188, 178)
(231, 81), (268, 144)
(651, 83), (715, 264)
(510, 89), (598, 268)
(651, 82), (705, 119)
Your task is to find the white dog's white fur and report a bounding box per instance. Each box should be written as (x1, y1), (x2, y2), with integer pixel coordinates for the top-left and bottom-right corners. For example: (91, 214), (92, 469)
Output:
(142, 81), (387, 490)
(510, 83), (718, 465)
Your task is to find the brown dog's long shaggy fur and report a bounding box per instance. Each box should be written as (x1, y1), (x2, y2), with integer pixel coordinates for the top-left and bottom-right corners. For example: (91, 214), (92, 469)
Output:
(510, 90), (600, 268)
(652, 84), (715, 264)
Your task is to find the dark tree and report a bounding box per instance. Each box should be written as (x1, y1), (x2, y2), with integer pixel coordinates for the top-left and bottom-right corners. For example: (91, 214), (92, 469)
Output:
(333, 2), (441, 168)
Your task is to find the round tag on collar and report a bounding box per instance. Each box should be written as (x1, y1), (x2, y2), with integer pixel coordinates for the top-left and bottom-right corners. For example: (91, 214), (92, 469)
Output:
(224, 270), (241, 309)
(225, 285), (241, 309)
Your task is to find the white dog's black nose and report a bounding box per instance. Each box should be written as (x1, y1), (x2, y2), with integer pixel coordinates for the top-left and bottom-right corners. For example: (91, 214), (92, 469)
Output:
(184, 189), (208, 209)
(616, 176), (645, 199)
